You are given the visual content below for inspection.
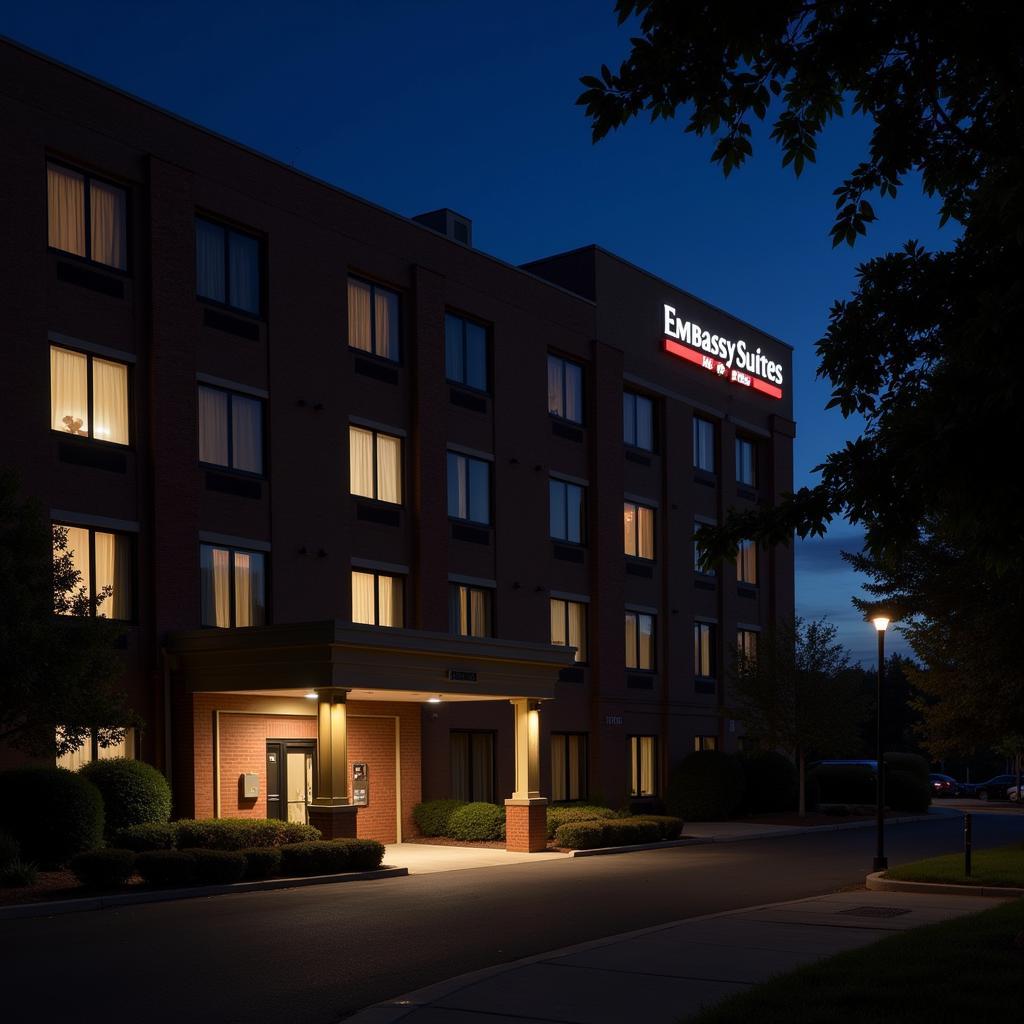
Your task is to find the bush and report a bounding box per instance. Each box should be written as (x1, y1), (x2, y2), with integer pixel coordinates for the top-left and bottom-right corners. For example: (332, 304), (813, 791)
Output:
(79, 758), (172, 837)
(446, 802), (505, 840)
(331, 838), (385, 871)
(114, 822), (178, 852)
(884, 752), (930, 783)
(0, 832), (18, 869)
(0, 859), (38, 887)
(136, 850), (197, 887)
(741, 751), (799, 814)
(180, 848), (246, 885)
(241, 846), (282, 880)
(0, 766), (104, 867)
(546, 804), (616, 839)
(553, 821), (605, 849)
(412, 799), (467, 837)
(69, 848), (136, 889)
(886, 770), (932, 813)
(810, 764), (877, 805)
(280, 840), (354, 876)
(666, 752), (746, 821)
(635, 814), (685, 839)
(175, 818), (320, 850)
(554, 816), (663, 850)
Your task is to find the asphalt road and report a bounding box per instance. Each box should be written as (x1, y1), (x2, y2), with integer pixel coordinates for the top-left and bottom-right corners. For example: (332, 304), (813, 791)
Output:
(3, 812), (1022, 1024)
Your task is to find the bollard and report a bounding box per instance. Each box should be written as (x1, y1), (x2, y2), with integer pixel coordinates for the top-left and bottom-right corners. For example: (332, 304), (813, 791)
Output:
(963, 812), (972, 877)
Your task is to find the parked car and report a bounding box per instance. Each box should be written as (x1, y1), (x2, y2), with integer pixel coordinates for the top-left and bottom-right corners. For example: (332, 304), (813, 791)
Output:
(961, 775), (1017, 800)
(929, 773), (958, 797)
(1007, 784), (1022, 802)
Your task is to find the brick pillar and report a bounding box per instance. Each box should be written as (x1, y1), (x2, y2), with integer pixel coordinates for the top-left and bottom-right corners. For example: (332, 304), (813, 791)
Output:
(505, 800), (548, 853)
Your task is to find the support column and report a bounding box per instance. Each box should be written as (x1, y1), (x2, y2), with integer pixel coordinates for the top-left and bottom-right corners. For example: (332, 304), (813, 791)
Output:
(307, 687), (358, 839)
(505, 699), (548, 852)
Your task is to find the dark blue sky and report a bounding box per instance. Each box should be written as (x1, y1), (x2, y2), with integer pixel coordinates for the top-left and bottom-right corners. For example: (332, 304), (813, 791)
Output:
(6, 1), (955, 663)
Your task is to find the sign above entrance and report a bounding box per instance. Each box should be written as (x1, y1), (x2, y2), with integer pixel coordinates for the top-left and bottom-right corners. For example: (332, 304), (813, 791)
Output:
(662, 304), (784, 400)
(448, 669), (477, 682)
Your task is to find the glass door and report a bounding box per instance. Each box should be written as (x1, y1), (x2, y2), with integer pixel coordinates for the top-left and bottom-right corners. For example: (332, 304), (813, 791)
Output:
(286, 748), (314, 823)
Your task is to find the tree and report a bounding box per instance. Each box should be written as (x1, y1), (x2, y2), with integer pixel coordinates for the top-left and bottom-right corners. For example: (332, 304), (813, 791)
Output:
(730, 617), (867, 815)
(849, 654), (924, 759)
(0, 470), (136, 758)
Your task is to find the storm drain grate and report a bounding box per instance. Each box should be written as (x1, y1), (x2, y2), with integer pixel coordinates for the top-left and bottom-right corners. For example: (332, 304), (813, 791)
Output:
(837, 906), (911, 918)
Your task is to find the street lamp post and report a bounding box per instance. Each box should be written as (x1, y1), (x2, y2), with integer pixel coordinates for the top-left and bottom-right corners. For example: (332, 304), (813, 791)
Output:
(871, 615), (889, 872)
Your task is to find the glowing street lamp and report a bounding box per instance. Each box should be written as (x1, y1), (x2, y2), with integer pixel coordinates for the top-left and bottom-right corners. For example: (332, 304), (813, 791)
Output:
(871, 614), (890, 872)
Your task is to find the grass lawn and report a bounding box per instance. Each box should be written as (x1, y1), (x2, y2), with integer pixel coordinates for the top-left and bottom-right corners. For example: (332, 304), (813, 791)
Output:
(885, 843), (1024, 887)
(689, 898), (1024, 1023)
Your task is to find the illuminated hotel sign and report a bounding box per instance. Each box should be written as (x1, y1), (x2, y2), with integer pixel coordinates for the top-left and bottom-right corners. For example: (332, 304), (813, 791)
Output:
(662, 304), (784, 399)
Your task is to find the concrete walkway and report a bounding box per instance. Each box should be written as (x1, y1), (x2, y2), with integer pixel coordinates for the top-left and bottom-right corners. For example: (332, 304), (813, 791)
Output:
(344, 888), (1007, 1023)
(384, 843), (570, 874)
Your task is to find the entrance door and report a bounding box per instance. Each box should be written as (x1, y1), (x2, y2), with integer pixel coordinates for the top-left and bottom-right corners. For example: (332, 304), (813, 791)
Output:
(266, 741), (316, 823)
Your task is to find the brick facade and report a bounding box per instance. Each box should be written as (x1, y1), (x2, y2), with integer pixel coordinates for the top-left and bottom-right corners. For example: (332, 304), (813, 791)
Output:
(505, 801), (548, 853)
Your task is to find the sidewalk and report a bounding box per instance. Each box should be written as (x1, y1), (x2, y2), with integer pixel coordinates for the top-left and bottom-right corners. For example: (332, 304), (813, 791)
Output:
(344, 888), (1005, 1024)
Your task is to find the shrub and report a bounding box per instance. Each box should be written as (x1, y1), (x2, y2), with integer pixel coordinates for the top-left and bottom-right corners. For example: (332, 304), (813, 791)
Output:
(241, 846), (282, 880)
(883, 752), (930, 783)
(79, 758), (172, 837)
(740, 751), (798, 814)
(175, 818), (320, 850)
(553, 816), (663, 849)
(114, 822), (178, 852)
(279, 840), (353, 876)
(0, 859), (38, 887)
(0, 832), (18, 869)
(69, 848), (136, 889)
(446, 802), (505, 840)
(810, 764), (876, 805)
(280, 821), (321, 844)
(635, 814), (685, 839)
(666, 752), (746, 821)
(886, 770), (932, 813)
(412, 799), (466, 837)
(330, 838), (385, 871)
(0, 766), (104, 867)
(180, 848), (246, 885)
(553, 821), (605, 850)
(546, 804), (616, 839)
(136, 850), (197, 887)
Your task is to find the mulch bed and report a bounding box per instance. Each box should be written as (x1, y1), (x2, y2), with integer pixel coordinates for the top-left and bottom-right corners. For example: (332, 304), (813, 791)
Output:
(0, 870), (149, 906)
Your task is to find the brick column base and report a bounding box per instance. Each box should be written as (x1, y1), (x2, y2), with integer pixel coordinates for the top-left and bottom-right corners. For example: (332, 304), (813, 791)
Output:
(505, 798), (548, 852)
(308, 803), (358, 839)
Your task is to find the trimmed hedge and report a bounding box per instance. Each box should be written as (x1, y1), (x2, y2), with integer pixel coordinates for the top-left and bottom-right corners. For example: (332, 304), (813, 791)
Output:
(666, 752), (746, 822)
(635, 814), (685, 840)
(114, 822), (178, 852)
(136, 850), (197, 887)
(810, 764), (876, 805)
(0, 766), (104, 867)
(0, 832), (18, 868)
(79, 758), (172, 837)
(335, 837), (386, 871)
(241, 846), (282, 880)
(554, 816), (663, 850)
(412, 799), (466, 837)
(180, 848), (246, 885)
(278, 839), (384, 876)
(741, 751), (799, 814)
(69, 848), (137, 889)
(175, 818), (320, 850)
(546, 804), (616, 839)
(446, 802), (505, 841)
(886, 770), (932, 813)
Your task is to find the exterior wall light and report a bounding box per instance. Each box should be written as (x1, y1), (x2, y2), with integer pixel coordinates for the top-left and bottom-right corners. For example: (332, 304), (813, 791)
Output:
(304, 692), (318, 700)
(427, 696), (442, 704)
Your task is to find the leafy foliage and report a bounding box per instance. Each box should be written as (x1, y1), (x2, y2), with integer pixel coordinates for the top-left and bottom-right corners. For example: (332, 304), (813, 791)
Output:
(446, 802), (506, 841)
(69, 848), (137, 889)
(173, 818), (319, 850)
(179, 848), (246, 885)
(113, 822), (178, 852)
(545, 804), (617, 839)
(135, 850), (197, 887)
(412, 799), (468, 837)
(666, 751), (746, 821)
(79, 758), (172, 837)
(740, 750), (799, 814)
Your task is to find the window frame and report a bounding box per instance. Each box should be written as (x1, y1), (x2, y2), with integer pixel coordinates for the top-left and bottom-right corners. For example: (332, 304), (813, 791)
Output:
(447, 451), (492, 525)
(550, 732), (589, 802)
(737, 539), (759, 586)
(623, 501), (655, 560)
(693, 416), (716, 473)
(623, 391), (654, 452)
(197, 383), (266, 477)
(737, 628), (759, 663)
(348, 425), (403, 505)
(625, 610), (656, 671)
(550, 597), (588, 664)
(694, 735), (718, 753)
(199, 543), (268, 629)
(693, 520), (716, 577)
(450, 729), (496, 803)
(351, 569), (405, 628)
(53, 521), (135, 621)
(449, 583), (493, 638)
(547, 353), (585, 425)
(550, 478), (586, 545)
(694, 621), (718, 679)
(629, 734), (658, 798)
(347, 276), (402, 363)
(195, 215), (265, 318)
(50, 344), (132, 448)
(444, 311), (490, 393)
(736, 436), (757, 487)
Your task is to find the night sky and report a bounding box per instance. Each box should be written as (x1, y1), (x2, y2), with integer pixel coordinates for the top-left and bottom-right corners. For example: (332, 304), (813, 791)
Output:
(4, 2), (956, 664)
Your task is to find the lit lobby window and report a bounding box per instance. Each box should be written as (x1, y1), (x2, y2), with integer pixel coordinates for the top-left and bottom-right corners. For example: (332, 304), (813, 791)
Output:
(50, 346), (129, 445)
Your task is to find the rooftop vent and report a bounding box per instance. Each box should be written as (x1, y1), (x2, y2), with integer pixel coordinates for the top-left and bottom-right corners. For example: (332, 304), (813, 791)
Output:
(412, 208), (472, 247)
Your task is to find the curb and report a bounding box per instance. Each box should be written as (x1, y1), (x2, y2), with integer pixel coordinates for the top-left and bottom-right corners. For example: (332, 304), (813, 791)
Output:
(0, 866), (408, 921)
(866, 870), (1024, 898)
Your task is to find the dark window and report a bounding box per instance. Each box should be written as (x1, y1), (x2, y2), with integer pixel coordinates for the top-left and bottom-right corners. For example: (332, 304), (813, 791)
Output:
(623, 392), (654, 451)
(445, 313), (488, 391)
(736, 437), (757, 486)
(551, 733), (588, 801)
(450, 731), (495, 802)
(550, 479), (585, 544)
(447, 451), (491, 524)
(198, 385), (264, 474)
(196, 217), (262, 315)
(547, 354), (583, 423)
(53, 523), (133, 621)
(200, 544), (266, 628)
(693, 416), (715, 472)
(450, 584), (492, 637)
(694, 622), (717, 678)
(629, 735), (657, 797)
(47, 161), (127, 271)
(625, 612), (655, 670)
(348, 278), (400, 361)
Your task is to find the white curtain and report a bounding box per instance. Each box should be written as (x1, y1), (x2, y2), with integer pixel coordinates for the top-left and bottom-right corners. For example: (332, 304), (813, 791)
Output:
(94, 531), (132, 620)
(469, 587), (487, 637)
(201, 545), (231, 627)
(196, 219), (225, 303)
(625, 613), (638, 668)
(637, 507), (654, 559)
(547, 356), (563, 416)
(349, 427), (374, 498)
(231, 394), (263, 473)
(640, 737), (655, 796)
(738, 540), (758, 584)
(56, 728), (93, 771)
(229, 232), (260, 314)
(564, 362), (582, 422)
(47, 164), (85, 256)
(447, 452), (466, 519)
(695, 418), (714, 470)
(376, 433), (401, 503)
(623, 504), (635, 556)
(90, 180), (126, 270)
(636, 396), (653, 449)
(198, 387), (229, 466)
(638, 614), (653, 670)
(348, 279), (372, 351)
(65, 526), (91, 604)
(568, 602), (586, 662)
(51, 346), (89, 436)
(375, 287), (399, 360)
(351, 571), (376, 624)
(550, 598), (566, 646)
(378, 574), (403, 627)
(92, 358), (129, 445)
(233, 551), (264, 627)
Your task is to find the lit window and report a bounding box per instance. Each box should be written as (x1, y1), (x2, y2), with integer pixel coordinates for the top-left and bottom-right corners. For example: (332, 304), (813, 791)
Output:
(53, 523), (133, 620)
(447, 451), (491, 524)
(624, 502), (655, 560)
(737, 628), (759, 663)
(693, 416), (715, 472)
(56, 727), (135, 770)
(737, 540), (758, 585)
(550, 598), (587, 663)
(50, 346), (129, 446)
(200, 544), (266, 628)
(450, 584), (492, 637)
(198, 385), (263, 474)
(694, 735), (717, 752)
(736, 437), (757, 486)
(195, 217), (262, 315)
(348, 278), (399, 361)
(550, 479), (586, 544)
(694, 622), (717, 678)
(349, 426), (402, 504)
(694, 521), (716, 576)
(47, 162), (127, 270)
(623, 392), (654, 450)
(629, 735), (657, 797)
(625, 611), (655, 671)
(450, 731), (494, 802)
(351, 569), (404, 627)
(445, 313), (488, 391)
(547, 354), (583, 423)
(551, 733), (588, 801)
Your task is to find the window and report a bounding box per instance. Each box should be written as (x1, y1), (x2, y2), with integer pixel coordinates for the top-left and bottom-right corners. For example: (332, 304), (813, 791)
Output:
(50, 345), (129, 446)
(629, 735), (657, 797)
(550, 598), (587, 663)
(737, 628), (759, 663)
(450, 731), (494, 802)
(624, 502), (655, 560)
(200, 544), (266, 628)
(198, 386), (263, 474)
(47, 162), (127, 270)
(694, 622), (717, 678)
(693, 521), (716, 576)
(447, 452), (491, 524)
(445, 313), (488, 391)
(351, 569), (404, 627)
(736, 437), (757, 486)
(737, 540), (758, 585)
(195, 217), (261, 315)
(56, 727), (135, 771)
(53, 524), (133, 620)
(349, 426), (402, 504)
(623, 392), (653, 450)
(551, 733), (588, 801)
(550, 479), (586, 544)
(547, 354), (583, 423)
(625, 611), (655, 671)
(348, 278), (399, 361)
(450, 584), (492, 637)
(694, 735), (718, 753)
(693, 416), (715, 472)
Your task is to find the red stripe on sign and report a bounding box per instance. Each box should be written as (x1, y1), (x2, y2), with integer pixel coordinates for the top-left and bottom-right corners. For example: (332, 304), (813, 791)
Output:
(663, 338), (703, 364)
(752, 378), (783, 400)
(665, 337), (783, 400)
